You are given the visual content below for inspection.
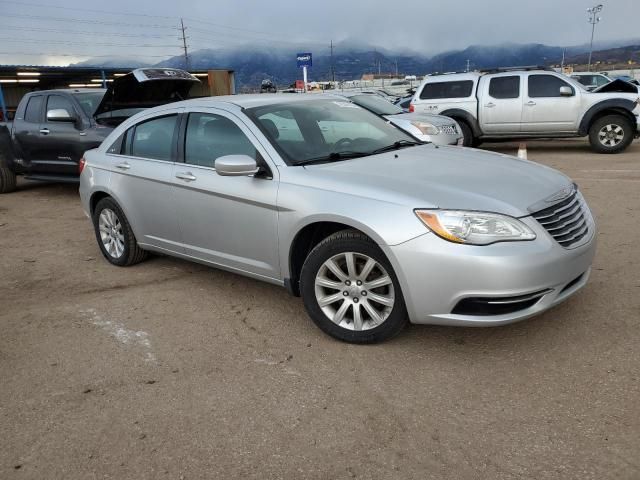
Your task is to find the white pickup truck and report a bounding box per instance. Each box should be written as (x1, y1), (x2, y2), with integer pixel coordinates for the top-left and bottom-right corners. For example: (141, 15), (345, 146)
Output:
(410, 67), (640, 153)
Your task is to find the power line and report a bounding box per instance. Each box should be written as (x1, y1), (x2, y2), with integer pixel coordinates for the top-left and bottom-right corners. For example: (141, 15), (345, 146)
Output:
(0, 25), (177, 39)
(0, 38), (180, 49)
(2, 13), (177, 29)
(0, 51), (174, 58)
(0, 0), (177, 20)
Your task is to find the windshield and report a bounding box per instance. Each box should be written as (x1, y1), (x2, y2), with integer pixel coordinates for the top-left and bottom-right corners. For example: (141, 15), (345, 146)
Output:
(349, 94), (403, 116)
(72, 92), (106, 117)
(245, 99), (417, 165)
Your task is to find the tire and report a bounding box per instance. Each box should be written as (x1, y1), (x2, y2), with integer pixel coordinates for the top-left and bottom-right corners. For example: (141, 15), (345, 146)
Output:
(92, 197), (148, 267)
(588, 114), (634, 154)
(300, 229), (408, 344)
(0, 166), (17, 194)
(457, 120), (477, 147)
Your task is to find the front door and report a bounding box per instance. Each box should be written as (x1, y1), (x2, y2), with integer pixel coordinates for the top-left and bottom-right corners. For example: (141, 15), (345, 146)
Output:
(171, 109), (280, 280)
(521, 74), (581, 133)
(479, 75), (523, 134)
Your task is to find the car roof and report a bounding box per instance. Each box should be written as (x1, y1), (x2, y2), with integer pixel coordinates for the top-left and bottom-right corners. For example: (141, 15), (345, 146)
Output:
(169, 93), (345, 110)
(28, 88), (107, 95)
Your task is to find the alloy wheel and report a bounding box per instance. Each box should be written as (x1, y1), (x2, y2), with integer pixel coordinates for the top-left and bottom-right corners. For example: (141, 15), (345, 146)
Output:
(98, 208), (125, 259)
(598, 123), (624, 147)
(314, 252), (395, 331)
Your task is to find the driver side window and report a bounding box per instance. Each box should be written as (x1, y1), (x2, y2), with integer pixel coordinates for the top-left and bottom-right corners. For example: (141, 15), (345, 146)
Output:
(184, 113), (258, 168)
(46, 95), (76, 121)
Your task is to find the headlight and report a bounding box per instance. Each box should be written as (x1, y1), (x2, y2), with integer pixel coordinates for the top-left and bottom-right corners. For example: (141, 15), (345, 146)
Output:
(415, 210), (536, 245)
(411, 121), (439, 135)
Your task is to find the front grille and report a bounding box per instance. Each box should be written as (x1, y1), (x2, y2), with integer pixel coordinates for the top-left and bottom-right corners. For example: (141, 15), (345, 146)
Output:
(531, 192), (589, 248)
(439, 124), (458, 135)
(452, 289), (552, 316)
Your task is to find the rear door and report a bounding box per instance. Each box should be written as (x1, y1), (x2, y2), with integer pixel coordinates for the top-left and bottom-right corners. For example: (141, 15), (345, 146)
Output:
(12, 94), (45, 165)
(479, 75), (523, 133)
(521, 73), (580, 133)
(170, 109), (281, 280)
(108, 110), (183, 253)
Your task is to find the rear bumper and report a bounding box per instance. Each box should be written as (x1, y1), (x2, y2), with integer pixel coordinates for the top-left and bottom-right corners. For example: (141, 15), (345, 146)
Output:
(383, 215), (597, 327)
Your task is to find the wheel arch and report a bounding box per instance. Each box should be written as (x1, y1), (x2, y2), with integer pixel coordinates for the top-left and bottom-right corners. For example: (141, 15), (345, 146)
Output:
(439, 108), (482, 137)
(579, 99), (637, 136)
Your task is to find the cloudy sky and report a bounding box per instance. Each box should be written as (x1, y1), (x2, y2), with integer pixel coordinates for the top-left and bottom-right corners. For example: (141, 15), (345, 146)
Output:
(0, 0), (637, 65)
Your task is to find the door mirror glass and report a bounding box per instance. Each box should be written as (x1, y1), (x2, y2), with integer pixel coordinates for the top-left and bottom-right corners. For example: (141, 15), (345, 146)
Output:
(215, 155), (259, 176)
(559, 86), (573, 97)
(46, 108), (75, 122)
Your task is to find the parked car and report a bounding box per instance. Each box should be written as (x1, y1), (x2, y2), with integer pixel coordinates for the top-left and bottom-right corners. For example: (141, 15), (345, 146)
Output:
(410, 67), (640, 152)
(261, 79), (277, 93)
(570, 72), (611, 91)
(80, 95), (597, 344)
(334, 92), (463, 145)
(0, 68), (199, 193)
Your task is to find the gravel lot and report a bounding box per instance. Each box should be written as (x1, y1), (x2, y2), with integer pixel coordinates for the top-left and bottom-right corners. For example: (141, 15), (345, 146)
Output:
(1, 139), (639, 480)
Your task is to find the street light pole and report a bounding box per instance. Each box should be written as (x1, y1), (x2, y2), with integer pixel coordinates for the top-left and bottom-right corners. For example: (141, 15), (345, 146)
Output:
(587, 4), (603, 72)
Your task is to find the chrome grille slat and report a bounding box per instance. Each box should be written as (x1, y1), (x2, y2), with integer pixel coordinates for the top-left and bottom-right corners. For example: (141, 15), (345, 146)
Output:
(532, 191), (589, 249)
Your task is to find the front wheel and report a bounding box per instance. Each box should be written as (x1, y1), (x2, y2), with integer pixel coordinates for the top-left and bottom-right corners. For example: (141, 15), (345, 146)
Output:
(588, 114), (634, 154)
(0, 167), (16, 193)
(92, 197), (148, 266)
(457, 120), (480, 147)
(300, 230), (408, 343)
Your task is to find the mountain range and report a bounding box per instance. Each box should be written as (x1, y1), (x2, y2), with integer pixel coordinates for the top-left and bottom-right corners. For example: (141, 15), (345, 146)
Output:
(73, 39), (640, 88)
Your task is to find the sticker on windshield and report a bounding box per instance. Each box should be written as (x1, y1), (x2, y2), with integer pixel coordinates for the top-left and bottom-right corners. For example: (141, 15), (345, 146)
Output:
(332, 101), (360, 109)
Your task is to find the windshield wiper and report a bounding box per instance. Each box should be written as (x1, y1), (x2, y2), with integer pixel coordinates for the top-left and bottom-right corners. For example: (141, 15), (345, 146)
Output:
(294, 151), (372, 166)
(369, 140), (425, 155)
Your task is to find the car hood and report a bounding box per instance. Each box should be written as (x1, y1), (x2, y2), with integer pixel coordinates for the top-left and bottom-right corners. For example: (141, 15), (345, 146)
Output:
(93, 68), (200, 118)
(593, 78), (638, 93)
(302, 145), (572, 217)
(385, 112), (457, 126)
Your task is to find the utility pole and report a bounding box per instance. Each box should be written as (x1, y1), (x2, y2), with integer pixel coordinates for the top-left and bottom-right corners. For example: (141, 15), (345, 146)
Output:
(330, 40), (335, 83)
(180, 18), (190, 70)
(395, 59), (398, 77)
(466, 59), (470, 72)
(587, 4), (603, 72)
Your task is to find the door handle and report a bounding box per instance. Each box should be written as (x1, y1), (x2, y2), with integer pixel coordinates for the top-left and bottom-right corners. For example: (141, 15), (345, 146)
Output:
(485, 102), (496, 108)
(39, 128), (50, 135)
(175, 172), (197, 182)
(115, 162), (130, 170)
(526, 101), (537, 106)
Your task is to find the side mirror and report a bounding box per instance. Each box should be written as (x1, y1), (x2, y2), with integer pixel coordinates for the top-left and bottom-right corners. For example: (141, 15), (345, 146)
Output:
(214, 155), (259, 177)
(559, 86), (574, 97)
(47, 109), (76, 122)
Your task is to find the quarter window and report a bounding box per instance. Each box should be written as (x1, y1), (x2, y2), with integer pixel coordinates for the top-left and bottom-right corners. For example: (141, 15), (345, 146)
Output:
(528, 75), (574, 98)
(46, 95), (76, 119)
(130, 115), (177, 161)
(419, 81), (474, 99)
(24, 96), (43, 123)
(184, 113), (257, 168)
(488, 76), (520, 99)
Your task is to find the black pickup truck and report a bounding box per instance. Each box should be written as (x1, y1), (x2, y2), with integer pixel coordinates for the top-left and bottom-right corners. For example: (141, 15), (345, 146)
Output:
(0, 68), (199, 193)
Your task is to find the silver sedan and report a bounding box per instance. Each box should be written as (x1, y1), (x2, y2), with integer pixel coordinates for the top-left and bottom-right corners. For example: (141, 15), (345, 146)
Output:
(80, 94), (596, 343)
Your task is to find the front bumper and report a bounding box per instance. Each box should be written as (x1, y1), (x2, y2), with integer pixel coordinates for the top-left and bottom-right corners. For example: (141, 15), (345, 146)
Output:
(383, 216), (597, 327)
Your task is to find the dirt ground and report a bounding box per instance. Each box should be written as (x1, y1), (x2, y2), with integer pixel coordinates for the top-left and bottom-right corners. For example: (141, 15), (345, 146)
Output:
(1, 138), (639, 480)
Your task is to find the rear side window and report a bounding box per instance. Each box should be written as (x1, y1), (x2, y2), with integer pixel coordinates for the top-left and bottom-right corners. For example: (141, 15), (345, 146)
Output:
(528, 75), (574, 98)
(24, 96), (44, 123)
(419, 80), (474, 99)
(489, 76), (520, 99)
(131, 115), (177, 161)
(184, 113), (257, 168)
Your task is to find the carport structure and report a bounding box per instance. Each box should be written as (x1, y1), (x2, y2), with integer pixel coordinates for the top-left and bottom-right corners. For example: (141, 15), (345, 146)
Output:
(0, 65), (235, 121)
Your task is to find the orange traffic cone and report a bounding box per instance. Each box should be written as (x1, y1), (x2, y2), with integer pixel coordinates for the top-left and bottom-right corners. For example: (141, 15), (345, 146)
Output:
(517, 143), (527, 160)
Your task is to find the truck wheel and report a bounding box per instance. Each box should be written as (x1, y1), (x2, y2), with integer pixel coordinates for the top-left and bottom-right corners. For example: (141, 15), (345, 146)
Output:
(588, 115), (634, 154)
(92, 197), (148, 267)
(0, 167), (17, 193)
(458, 121), (477, 147)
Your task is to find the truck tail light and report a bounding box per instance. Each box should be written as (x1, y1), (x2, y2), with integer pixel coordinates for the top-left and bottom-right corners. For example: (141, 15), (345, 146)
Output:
(78, 156), (86, 174)
(409, 104), (415, 113)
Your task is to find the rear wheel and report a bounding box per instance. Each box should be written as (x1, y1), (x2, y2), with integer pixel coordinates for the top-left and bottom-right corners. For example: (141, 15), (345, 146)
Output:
(588, 114), (634, 154)
(457, 120), (479, 147)
(92, 197), (148, 266)
(300, 230), (408, 343)
(0, 167), (16, 193)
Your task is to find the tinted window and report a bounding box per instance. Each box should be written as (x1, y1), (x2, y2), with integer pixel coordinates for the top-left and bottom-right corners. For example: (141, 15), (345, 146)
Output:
(420, 81), (474, 99)
(528, 75), (574, 98)
(73, 92), (105, 117)
(489, 76), (520, 99)
(184, 113), (257, 168)
(107, 132), (126, 155)
(349, 94), (403, 115)
(24, 96), (43, 123)
(46, 95), (76, 118)
(131, 115), (177, 161)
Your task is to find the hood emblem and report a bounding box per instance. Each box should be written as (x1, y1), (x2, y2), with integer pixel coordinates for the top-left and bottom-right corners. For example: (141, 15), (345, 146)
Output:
(545, 186), (574, 203)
